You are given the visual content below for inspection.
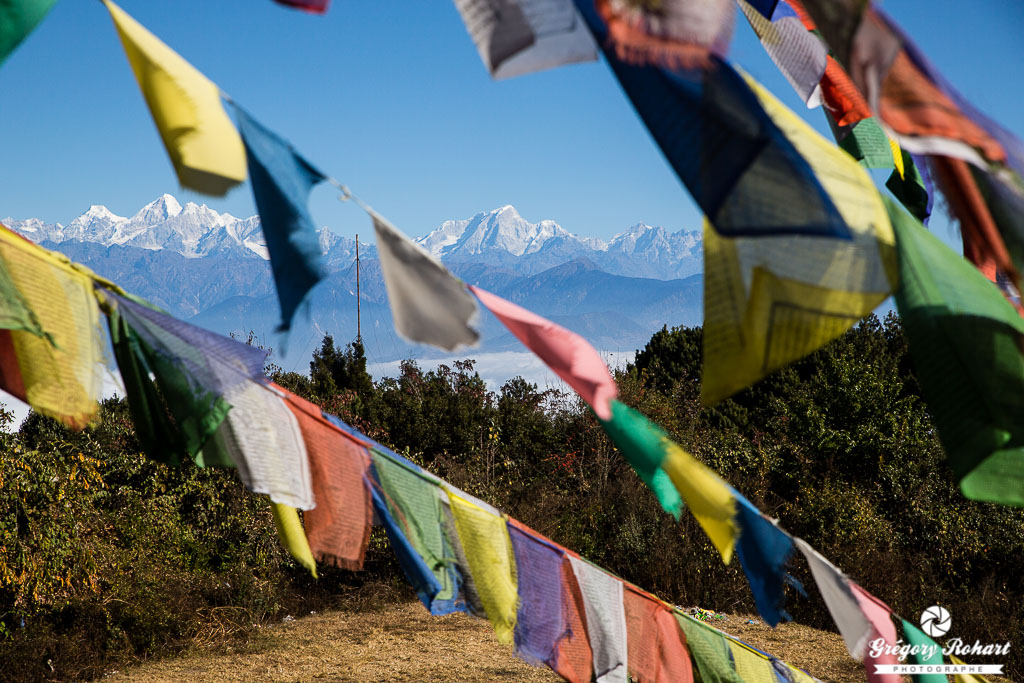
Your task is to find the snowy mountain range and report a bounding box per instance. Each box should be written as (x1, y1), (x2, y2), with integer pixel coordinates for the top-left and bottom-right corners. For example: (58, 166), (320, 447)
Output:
(2, 196), (704, 368)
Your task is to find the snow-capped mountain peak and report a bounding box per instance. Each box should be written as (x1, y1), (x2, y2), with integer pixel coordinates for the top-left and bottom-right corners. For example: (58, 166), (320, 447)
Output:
(133, 193), (182, 223)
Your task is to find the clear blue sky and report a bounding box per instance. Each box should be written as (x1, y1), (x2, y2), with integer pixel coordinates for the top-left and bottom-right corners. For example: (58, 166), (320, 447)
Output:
(1, 1), (1022, 243)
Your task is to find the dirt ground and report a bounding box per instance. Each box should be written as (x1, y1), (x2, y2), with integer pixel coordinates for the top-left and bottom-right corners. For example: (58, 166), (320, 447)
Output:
(103, 601), (869, 683)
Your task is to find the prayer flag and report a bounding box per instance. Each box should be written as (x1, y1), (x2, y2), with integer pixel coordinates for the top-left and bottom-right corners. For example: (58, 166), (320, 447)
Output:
(231, 104), (327, 332)
(950, 655), (991, 683)
(675, 615), (745, 683)
(453, 0), (597, 79)
(372, 211), (479, 351)
(104, 294), (222, 466)
(102, 0), (246, 196)
(372, 450), (468, 614)
(558, 557), (596, 682)
(206, 380), (315, 510)
(107, 291), (266, 465)
(738, 0), (826, 106)
(0, 0), (56, 65)
(623, 585), (693, 683)
(281, 389), (372, 569)
(446, 489), (518, 644)
(795, 538), (872, 659)
(470, 285), (616, 420)
(0, 228), (103, 428)
(271, 501), (317, 577)
(660, 439), (738, 564)
(727, 640), (776, 683)
(901, 620), (946, 683)
(594, 0), (734, 70)
(272, 0), (329, 13)
(851, 584), (899, 683)
(794, 0), (867, 68)
(581, 6), (851, 241)
(596, 400), (683, 518)
(701, 74), (896, 404)
(733, 494), (798, 627)
(569, 556), (628, 683)
(887, 196), (1024, 506)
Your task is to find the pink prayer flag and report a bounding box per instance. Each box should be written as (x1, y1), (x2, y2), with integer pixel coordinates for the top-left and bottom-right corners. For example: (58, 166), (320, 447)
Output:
(272, 0), (329, 14)
(852, 583), (900, 683)
(470, 285), (617, 420)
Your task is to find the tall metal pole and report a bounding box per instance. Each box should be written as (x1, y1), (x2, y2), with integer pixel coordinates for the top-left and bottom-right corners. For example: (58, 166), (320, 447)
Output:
(355, 233), (361, 343)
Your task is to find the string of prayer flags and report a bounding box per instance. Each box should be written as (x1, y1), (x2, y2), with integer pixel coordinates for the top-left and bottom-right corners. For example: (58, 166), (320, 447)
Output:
(622, 585), (693, 683)
(0, 0), (56, 65)
(371, 448), (469, 615)
(231, 104), (327, 333)
(102, 0), (246, 196)
(270, 501), (318, 578)
(445, 488), (519, 644)
(737, 0), (826, 106)
(795, 537), (872, 660)
(675, 615), (745, 683)
(596, 399), (683, 518)
(272, 0), (329, 14)
(851, 584), (899, 683)
(371, 210), (479, 351)
(568, 556), (629, 683)
(887, 196), (1024, 506)
(452, 0), (597, 80)
(574, 0), (851, 241)
(594, 0), (734, 69)
(732, 494), (799, 627)
(279, 388), (372, 569)
(470, 285), (616, 419)
(0, 227), (103, 428)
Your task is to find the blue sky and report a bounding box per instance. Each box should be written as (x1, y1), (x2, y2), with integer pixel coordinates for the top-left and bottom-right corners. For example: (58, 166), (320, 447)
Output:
(1, 0), (1022, 243)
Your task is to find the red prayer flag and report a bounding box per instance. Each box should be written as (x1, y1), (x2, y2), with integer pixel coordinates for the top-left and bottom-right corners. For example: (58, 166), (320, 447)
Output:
(272, 0), (329, 14)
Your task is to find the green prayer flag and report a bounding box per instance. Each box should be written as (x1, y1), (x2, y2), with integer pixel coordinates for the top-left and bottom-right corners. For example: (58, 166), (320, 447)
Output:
(887, 150), (931, 223)
(107, 295), (231, 467)
(372, 451), (459, 602)
(0, 0), (57, 65)
(598, 400), (683, 519)
(676, 614), (746, 683)
(901, 619), (946, 683)
(838, 118), (894, 169)
(889, 196), (1024, 505)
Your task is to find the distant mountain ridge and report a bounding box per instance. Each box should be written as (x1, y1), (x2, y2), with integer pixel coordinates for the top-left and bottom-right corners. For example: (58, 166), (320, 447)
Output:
(3, 196), (704, 369)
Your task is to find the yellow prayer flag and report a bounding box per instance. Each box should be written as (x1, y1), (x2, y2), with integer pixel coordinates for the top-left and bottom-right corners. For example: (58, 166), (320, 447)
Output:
(446, 490), (518, 644)
(950, 656), (990, 683)
(102, 0), (246, 196)
(785, 663), (818, 683)
(660, 439), (738, 564)
(271, 501), (318, 578)
(888, 136), (905, 179)
(0, 227), (103, 428)
(701, 72), (897, 406)
(728, 640), (777, 683)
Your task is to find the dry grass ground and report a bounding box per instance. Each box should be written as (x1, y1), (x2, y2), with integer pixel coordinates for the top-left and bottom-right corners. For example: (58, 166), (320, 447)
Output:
(103, 599), (871, 683)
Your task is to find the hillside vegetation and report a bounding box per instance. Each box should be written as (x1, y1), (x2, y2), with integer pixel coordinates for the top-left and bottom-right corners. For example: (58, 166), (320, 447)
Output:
(0, 314), (1021, 680)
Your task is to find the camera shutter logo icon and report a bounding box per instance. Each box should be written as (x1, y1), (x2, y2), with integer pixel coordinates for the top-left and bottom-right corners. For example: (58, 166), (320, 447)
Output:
(920, 605), (951, 638)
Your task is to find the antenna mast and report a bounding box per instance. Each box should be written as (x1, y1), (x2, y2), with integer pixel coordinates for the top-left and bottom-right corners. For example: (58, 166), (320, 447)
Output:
(355, 233), (362, 343)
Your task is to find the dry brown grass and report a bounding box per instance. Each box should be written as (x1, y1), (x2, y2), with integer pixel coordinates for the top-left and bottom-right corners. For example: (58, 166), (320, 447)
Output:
(100, 602), (882, 682)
